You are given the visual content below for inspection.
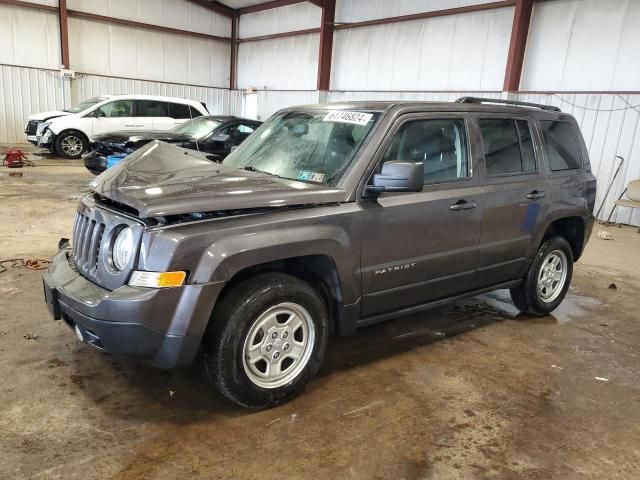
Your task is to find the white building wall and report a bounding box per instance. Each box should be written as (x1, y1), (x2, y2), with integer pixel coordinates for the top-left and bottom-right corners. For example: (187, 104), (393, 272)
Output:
(67, 0), (231, 38)
(335, 0), (506, 23)
(239, 2), (321, 38)
(331, 6), (514, 91)
(0, 4), (61, 69)
(521, 0), (640, 91)
(0, 65), (70, 144)
(67, 18), (231, 87)
(237, 34), (320, 90)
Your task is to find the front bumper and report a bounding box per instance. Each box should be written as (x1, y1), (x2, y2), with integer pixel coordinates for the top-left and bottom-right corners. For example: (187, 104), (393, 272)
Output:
(83, 150), (107, 175)
(43, 248), (224, 369)
(26, 135), (38, 145)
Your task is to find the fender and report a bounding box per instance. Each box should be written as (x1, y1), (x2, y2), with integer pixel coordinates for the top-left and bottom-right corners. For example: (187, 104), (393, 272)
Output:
(190, 224), (360, 304)
(527, 205), (592, 260)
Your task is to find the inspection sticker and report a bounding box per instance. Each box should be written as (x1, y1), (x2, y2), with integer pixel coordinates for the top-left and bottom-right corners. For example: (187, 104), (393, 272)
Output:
(323, 111), (373, 125)
(297, 171), (325, 183)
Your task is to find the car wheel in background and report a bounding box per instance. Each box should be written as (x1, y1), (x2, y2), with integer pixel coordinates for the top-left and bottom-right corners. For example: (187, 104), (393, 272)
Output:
(55, 131), (88, 159)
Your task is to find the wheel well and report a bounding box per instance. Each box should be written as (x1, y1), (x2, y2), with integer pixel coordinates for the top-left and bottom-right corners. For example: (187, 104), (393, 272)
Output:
(57, 129), (89, 145)
(216, 255), (343, 334)
(542, 217), (585, 260)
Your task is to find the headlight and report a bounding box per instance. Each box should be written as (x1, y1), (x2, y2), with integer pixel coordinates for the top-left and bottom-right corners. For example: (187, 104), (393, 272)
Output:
(112, 227), (134, 271)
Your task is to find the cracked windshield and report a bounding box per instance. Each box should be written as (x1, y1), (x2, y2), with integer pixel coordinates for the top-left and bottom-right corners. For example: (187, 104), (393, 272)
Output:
(223, 109), (381, 186)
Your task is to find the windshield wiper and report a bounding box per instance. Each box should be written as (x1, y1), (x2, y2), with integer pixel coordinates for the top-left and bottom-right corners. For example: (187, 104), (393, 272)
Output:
(242, 166), (280, 178)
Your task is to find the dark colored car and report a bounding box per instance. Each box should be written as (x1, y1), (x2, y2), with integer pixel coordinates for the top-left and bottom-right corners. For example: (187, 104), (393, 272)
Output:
(44, 98), (596, 409)
(83, 116), (262, 175)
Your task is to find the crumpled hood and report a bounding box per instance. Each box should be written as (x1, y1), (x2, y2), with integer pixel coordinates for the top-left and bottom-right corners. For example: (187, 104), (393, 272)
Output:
(92, 130), (191, 145)
(28, 111), (71, 121)
(92, 141), (346, 218)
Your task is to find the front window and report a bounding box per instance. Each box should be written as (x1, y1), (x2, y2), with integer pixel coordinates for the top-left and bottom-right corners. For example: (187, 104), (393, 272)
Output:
(66, 96), (109, 114)
(381, 118), (469, 184)
(171, 117), (222, 139)
(96, 100), (133, 118)
(223, 109), (381, 186)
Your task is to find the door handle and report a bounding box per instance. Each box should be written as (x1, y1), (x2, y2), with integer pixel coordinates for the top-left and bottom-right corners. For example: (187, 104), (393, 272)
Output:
(526, 190), (546, 200)
(124, 124), (136, 127)
(449, 200), (477, 211)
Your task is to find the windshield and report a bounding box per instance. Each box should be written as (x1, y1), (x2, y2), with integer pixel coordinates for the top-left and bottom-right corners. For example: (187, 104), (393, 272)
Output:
(222, 109), (380, 186)
(171, 117), (222, 139)
(66, 97), (108, 113)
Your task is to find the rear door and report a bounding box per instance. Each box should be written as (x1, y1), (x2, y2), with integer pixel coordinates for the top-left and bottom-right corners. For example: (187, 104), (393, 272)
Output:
(473, 115), (550, 288)
(135, 100), (170, 131)
(359, 113), (485, 317)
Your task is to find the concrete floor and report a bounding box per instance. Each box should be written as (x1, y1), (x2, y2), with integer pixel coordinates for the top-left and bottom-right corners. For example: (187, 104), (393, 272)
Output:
(1, 150), (640, 479)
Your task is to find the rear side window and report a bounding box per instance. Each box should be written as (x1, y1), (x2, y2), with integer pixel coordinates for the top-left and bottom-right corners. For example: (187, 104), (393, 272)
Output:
(540, 121), (583, 171)
(136, 100), (168, 117)
(168, 103), (202, 119)
(479, 119), (537, 175)
(382, 118), (469, 184)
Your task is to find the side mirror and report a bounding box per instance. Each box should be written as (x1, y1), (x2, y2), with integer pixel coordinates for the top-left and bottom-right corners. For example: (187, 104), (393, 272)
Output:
(368, 161), (424, 194)
(95, 110), (105, 118)
(211, 133), (230, 142)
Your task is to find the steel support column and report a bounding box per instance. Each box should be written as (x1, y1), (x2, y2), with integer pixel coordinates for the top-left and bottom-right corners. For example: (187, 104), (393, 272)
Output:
(503, 0), (534, 92)
(317, 0), (334, 91)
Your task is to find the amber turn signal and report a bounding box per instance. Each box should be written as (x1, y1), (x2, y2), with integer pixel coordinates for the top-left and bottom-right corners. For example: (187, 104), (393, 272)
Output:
(129, 271), (186, 288)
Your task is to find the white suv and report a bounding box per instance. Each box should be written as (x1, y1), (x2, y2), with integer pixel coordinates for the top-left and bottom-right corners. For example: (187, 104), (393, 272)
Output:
(25, 96), (113, 145)
(37, 95), (209, 159)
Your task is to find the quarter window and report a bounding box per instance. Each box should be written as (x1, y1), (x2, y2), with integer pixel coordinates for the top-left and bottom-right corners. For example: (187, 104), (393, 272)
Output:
(540, 121), (583, 171)
(382, 118), (469, 184)
(168, 103), (202, 119)
(479, 119), (537, 175)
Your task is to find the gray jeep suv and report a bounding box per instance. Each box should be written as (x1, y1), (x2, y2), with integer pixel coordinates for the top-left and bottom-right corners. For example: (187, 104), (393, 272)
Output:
(43, 98), (596, 408)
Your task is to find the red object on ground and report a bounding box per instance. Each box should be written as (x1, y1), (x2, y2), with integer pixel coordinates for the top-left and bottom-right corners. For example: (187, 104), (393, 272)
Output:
(3, 149), (29, 168)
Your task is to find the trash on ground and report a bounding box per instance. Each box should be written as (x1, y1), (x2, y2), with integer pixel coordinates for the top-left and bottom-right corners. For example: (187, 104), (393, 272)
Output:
(23, 333), (40, 340)
(594, 377), (609, 382)
(597, 230), (615, 240)
(608, 283), (618, 290)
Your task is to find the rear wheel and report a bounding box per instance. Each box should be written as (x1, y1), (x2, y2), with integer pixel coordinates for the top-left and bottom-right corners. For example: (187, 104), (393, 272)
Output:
(55, 131), (87, 159)
(510, 236), (574, 316)
(203, 273), (329, 409)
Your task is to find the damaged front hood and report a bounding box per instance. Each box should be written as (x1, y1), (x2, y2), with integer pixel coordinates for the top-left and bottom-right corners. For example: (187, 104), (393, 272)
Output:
(92, 141), (346, 218)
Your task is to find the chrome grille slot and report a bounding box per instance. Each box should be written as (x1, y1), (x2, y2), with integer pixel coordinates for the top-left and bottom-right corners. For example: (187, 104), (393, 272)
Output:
(72, 211), (106, 279)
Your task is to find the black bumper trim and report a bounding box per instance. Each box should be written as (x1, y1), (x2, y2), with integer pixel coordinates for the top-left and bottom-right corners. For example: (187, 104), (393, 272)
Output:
(56, 298), (201, 369)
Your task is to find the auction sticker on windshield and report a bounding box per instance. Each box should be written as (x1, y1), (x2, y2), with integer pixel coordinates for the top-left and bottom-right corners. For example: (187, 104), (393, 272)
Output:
(323, 111), (373, 126)
(298, 171), (325, 183)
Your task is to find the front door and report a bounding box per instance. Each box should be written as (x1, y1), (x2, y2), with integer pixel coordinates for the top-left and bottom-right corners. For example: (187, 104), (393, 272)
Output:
(473, 115), (550, 287)
(92, 100), (136, 135)
(360, 114), (485, 318)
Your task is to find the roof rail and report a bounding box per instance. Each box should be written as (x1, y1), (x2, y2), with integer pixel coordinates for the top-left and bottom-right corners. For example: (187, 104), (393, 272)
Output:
(455, 96), (561, 112)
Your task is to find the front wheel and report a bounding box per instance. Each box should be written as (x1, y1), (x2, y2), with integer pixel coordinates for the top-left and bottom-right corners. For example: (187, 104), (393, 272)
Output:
(203, 273), (329, 409)
(510, 236), (574, 316)
(55, 131), (87, 159)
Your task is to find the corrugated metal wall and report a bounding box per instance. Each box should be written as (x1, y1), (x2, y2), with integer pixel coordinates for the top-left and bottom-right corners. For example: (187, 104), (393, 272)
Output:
(71, 74), (242, 117)
(331, 6), (514, 91)
(521, 0), (640, 91)
(0, 65), (70, 144)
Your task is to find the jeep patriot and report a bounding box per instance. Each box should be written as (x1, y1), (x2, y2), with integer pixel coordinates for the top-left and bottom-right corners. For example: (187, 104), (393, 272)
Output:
(43, 98), (596, 408)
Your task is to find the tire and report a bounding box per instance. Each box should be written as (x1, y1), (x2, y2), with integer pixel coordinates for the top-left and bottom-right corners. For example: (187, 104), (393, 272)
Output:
(203, 273), (329, 409)
(510, 236), (574, 316)
(55, 131), (88, 159)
